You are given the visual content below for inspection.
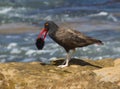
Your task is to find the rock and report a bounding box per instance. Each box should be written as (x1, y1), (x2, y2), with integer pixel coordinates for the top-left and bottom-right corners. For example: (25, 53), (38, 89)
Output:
(118, 82), (120, 86)
(0, 58), (120, 89)
(114, 58), (120, 66)
(70, 65), (79, 68)
(93, 66), (120, 82)
(94, 58), (120, 83)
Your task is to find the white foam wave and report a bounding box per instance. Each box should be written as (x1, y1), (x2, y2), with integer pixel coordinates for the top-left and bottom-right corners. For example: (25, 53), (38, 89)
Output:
(88, 11), (118, 22)
(44, 16), (52, 21)
(10, 48), (21, 54)
(5, 7), (27, 18)
(25, 49), (36, 56)
(0, 7), (13, 14)
(36, 50), (51, 54)
(25, 48), (61, 57)
(88, 11), (108, 17)
(107, 14), (118, 22)
(7, 43), (18, 49)
(21, 47), (30, 51)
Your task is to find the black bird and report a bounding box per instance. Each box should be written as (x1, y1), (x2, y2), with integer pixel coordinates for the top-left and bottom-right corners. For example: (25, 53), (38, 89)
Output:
(36, 21), (103, 68)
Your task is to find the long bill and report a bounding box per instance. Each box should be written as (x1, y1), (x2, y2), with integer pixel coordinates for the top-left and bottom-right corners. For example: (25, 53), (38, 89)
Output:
(37, 28), (48, 40)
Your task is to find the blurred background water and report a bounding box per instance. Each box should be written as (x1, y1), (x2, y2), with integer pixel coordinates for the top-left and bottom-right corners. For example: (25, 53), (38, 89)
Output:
(0, 0), (120, 63)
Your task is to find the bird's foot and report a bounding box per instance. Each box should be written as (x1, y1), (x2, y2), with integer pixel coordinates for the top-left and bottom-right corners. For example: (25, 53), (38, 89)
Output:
(58, 64), (68, 68)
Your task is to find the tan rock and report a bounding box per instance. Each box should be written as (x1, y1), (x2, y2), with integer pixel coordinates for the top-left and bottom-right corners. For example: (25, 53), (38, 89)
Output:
(118, 82), (120, 86)
(70, 65), (78, 68)
(114, 58), (120, 66)
(94, 66), (120, 82)
(0, 58), (120, 89)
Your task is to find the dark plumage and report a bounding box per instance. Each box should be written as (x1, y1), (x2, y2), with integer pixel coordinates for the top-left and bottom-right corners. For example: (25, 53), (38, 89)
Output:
(37, 21), (103, 67)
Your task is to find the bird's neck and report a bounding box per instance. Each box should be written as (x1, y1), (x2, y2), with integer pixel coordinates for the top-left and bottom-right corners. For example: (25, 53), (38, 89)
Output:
(48, 26), (58, 36)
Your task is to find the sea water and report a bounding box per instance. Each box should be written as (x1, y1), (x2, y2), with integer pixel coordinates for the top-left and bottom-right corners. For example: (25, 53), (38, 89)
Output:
(0, 0), (120, 63)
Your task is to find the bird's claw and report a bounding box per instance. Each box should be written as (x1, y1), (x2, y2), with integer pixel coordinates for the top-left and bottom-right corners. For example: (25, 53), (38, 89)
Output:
(58, 64), (68, 68)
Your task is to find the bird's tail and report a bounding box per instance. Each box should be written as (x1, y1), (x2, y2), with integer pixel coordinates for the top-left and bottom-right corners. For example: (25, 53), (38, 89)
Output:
(95, 40), (104, 45)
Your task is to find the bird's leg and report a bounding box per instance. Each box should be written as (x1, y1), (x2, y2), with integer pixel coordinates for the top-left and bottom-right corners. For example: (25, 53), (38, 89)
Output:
(58, 49), (76, 68)
(58, 52), (71, 68)
(72, 48), (76, 54)
(69, 48), (76, 61)
(61, 60), (66, 65)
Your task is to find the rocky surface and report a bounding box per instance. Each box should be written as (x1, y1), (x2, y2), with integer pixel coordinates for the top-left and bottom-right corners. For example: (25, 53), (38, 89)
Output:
(0, 58), (120, 89)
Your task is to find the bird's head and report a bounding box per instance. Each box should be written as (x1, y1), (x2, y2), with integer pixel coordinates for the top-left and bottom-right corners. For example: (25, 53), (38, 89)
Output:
(36, 21), (58, 49)
(44, 21), (59, 31)
(38, 21), (58, 38)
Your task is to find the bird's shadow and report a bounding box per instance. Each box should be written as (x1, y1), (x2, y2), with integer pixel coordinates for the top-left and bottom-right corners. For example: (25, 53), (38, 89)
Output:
(51, 58), (102, 68)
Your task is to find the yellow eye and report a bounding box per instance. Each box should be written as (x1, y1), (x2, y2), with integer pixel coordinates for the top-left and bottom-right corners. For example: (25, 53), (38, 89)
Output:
(45, 23), (49, 26)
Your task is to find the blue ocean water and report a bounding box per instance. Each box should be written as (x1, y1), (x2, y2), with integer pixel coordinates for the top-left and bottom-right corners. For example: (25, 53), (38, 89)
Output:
(0, 0), (120, 63)
(0, 0), (120, 24)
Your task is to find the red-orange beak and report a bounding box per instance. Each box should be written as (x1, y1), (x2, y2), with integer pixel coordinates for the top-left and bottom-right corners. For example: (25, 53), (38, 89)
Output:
(37, 28), (48, 40)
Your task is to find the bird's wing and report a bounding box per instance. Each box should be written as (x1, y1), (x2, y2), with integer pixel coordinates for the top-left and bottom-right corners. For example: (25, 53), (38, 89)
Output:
(55, 28), (100, 47)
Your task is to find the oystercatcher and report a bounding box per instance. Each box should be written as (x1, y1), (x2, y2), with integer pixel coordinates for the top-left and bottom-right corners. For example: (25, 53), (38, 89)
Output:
(36, 21), (103, 68)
